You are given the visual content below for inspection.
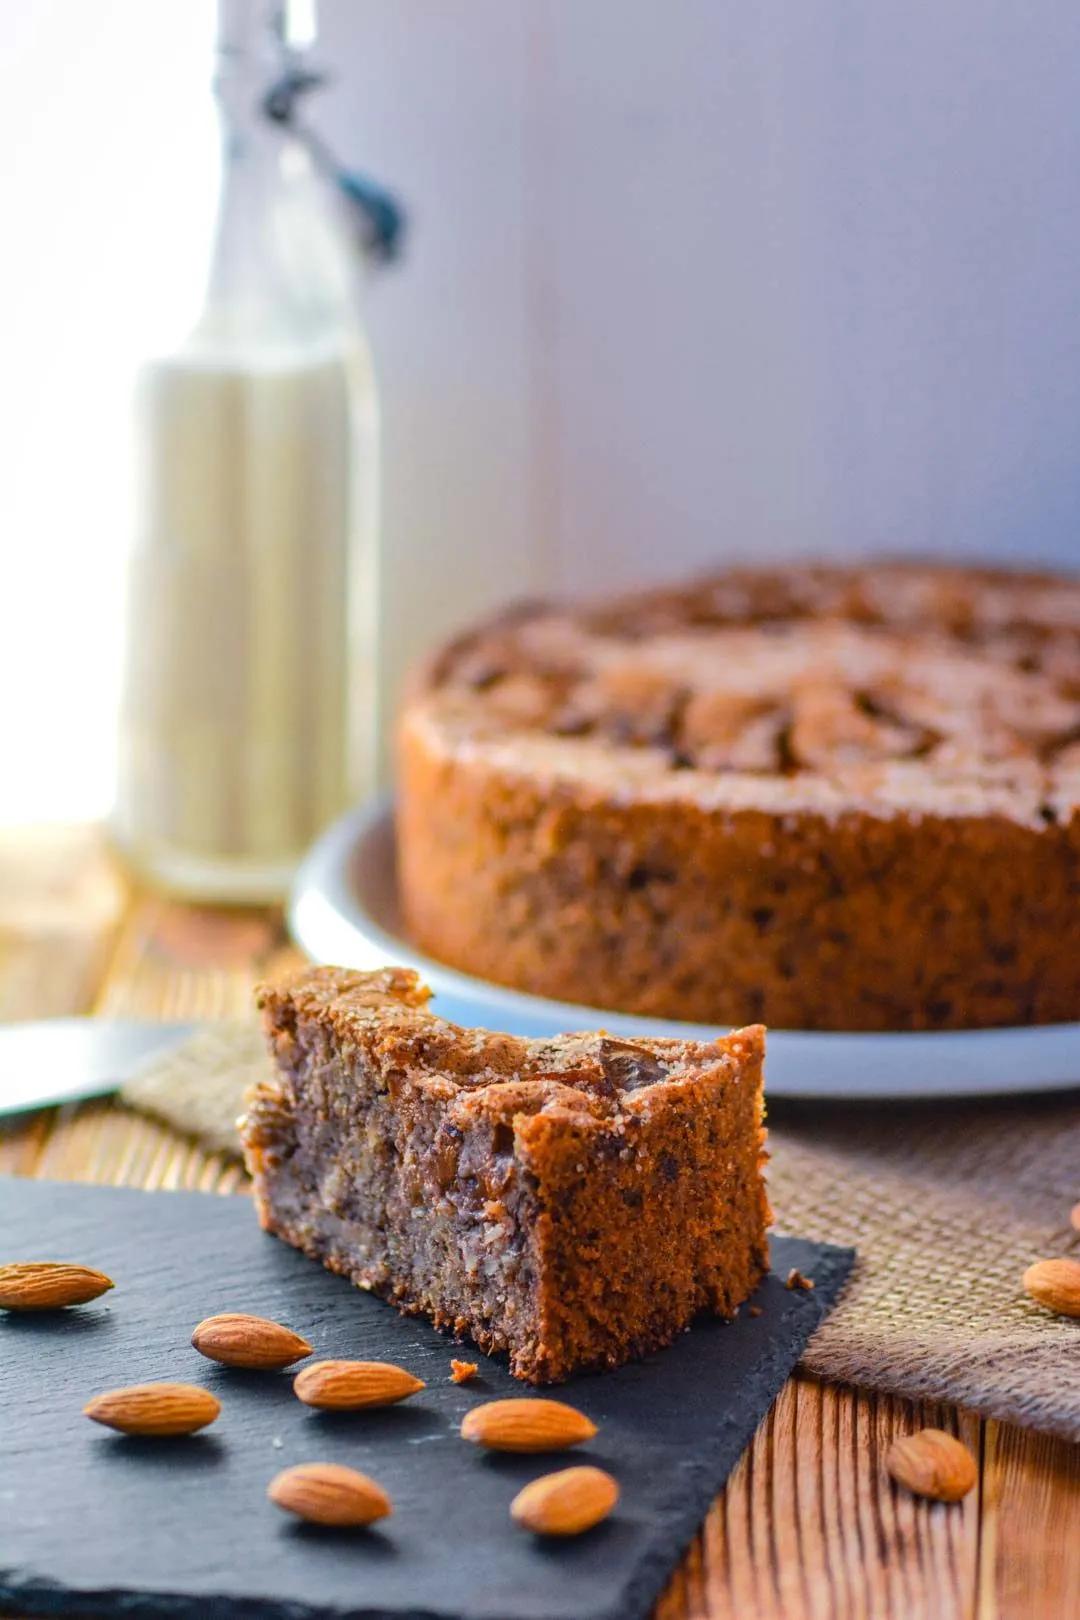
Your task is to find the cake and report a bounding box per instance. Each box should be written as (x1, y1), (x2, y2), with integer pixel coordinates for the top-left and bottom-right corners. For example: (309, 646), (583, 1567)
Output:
(239, 965), (770, 1383)
(397, 562), (1080, 1032)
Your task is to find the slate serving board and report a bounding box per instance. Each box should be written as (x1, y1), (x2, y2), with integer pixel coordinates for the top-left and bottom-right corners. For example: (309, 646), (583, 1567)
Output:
(0, 1176), (852, 1620)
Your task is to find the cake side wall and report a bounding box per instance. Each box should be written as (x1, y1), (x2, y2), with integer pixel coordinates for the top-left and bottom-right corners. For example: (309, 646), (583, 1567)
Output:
(397, 718), (1080, 1031)
(513, 1058), (770, 1383)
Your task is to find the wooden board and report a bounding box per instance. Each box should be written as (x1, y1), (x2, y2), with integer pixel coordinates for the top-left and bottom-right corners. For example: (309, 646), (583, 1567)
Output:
(0, 826), (1077, 1620)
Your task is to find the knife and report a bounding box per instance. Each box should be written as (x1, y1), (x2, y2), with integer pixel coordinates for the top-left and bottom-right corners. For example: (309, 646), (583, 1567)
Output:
(0, 1020), (197, 1117)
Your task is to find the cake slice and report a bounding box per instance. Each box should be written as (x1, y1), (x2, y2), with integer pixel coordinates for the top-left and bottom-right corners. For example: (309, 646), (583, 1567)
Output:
(240, 966), (770, 1383)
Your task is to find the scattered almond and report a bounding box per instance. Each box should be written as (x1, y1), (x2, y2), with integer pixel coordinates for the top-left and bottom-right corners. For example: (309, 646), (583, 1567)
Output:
(1022, 1257), (1080, 1318)
(293, 1359), (425, 1410)
(885, 1429), (976, 1502)
(460, 1398), (597, 1453)
(1070, 1201), (1080, 1234)
(84, 1382), (221, 1437)
(450, 1359), (478, 1384)
(785, 1269), (815, 1291)
(511, 1466), (619, 1536)
(0, 1262), (113, 1312)
(268, 1462), (392, 1527)
(192, 1313), (312, 1370)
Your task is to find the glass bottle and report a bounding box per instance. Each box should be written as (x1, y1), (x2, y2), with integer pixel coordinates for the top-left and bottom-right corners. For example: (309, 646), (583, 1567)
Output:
(114, 0), (378, 902)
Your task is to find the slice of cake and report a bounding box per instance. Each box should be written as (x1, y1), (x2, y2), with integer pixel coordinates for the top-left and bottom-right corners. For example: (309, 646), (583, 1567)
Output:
(240, 966), (770, 1384)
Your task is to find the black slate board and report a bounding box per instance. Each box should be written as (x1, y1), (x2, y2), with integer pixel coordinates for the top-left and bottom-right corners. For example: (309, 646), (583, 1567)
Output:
(0, 1176), (852, 1620)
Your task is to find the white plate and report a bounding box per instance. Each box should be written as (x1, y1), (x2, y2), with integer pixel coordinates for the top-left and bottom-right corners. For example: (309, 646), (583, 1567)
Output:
(289, 800), (1080, 1101)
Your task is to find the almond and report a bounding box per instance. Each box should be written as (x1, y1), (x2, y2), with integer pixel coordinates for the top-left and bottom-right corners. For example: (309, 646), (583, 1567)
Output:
(511, 1466), (619, 1535)
(1023, 1257), (1080, 1318)
(293, 1359), (425, 1410)
(885, 1429), (976, 1502)
(1070, 1201), (1080, 1234)
(460, 1398), (597, 1453)
(268, 1462), (392, 1527)
(84, 1382), (221, 1436)
(192, 1313), (312, 1370)
(0, 1262), (113, 1312)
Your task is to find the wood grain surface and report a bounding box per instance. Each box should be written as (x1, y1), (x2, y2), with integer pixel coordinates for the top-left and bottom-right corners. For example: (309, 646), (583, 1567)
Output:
(0, 826), (1076, 1620)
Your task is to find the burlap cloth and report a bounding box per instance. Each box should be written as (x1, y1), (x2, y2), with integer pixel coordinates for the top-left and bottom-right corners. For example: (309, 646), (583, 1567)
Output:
(122, 1026), (1080, 1443)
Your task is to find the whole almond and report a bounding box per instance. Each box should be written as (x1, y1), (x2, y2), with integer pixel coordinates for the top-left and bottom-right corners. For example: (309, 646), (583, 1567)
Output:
(0, 1262), (113, 1312)
(511, 1466), (619, 1536)
(1023, 1257), (1080, 1318)
(293, 1359), (425, 1410)
(84, 1382), (221, 1436)
(885, 1429), (976, 1502)
(460, 1398), (597, 1453)
(192, 1313), (312, 1370)
(268, 1462), (392, 1527)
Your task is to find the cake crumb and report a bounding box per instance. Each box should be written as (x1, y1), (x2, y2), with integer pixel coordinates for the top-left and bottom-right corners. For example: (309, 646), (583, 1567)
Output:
(450, 1359), (479, 1384)
(748, 1304), (763, 1317)
(786, 1268), (815, 1291)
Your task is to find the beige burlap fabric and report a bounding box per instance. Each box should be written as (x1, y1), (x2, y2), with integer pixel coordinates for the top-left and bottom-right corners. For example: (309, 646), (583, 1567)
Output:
(769, 1094), (1080, 1443)
(121, 1026), (1080, 1442)
(121, 1023), (272, 1159)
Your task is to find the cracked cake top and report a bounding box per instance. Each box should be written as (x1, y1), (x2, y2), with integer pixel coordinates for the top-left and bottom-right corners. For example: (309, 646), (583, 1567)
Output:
(409, 563), (1080, 827)
(255, 966), (764, 1129)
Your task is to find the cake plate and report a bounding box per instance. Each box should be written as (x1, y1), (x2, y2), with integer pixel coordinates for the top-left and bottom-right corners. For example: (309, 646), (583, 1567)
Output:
(289, 800), (1080, 1102)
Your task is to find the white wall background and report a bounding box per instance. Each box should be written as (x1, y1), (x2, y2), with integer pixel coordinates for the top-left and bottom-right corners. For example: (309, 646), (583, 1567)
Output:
(3, 1), (1080, 819)
(312, 0), (1080, 722)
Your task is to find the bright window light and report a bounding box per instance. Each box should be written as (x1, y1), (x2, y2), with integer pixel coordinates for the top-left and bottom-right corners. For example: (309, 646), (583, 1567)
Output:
(0, 0), (217, 825)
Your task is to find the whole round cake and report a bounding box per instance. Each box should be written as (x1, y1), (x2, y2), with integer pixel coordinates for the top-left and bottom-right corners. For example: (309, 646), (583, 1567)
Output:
(397, 563), (1080, 1031)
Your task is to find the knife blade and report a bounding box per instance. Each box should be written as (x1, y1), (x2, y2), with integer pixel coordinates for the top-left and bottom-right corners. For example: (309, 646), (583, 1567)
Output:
(0, 1019), (198, 1117)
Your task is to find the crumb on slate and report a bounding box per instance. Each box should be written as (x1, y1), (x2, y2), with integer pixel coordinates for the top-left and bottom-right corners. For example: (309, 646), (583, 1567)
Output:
(748, 1304), (763, 1317)
(450, 1359), (479, 1384)
(786, 1268), (815, 1291)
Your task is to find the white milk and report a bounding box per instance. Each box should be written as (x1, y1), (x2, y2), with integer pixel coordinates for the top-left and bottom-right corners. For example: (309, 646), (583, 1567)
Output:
(115, 336), (377, 900)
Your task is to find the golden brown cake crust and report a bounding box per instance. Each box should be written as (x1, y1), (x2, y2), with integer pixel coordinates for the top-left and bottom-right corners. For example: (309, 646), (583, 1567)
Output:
(240, 966), (769, 1383)
(397, 563), (1080, 1032)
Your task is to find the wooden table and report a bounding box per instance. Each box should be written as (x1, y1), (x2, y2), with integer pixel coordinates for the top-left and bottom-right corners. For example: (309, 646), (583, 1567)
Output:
(1, 826), (1077, 1620)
